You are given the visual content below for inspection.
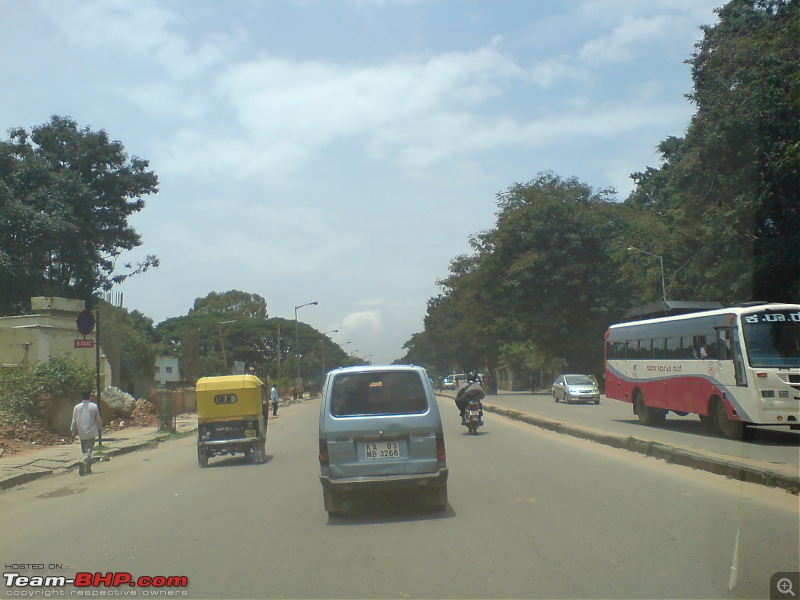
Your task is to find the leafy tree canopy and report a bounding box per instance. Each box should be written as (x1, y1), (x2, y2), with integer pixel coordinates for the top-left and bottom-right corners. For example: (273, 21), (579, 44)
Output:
(155, 307), (355, 387)
(628, 0), (799, 302)
(0, 115), (159, 314)
(189, 290), (269, 319)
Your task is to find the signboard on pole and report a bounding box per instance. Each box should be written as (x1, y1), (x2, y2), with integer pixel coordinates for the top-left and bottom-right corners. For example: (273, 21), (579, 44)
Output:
(74, 339), (95, 349)
(76, 310), (96, 336)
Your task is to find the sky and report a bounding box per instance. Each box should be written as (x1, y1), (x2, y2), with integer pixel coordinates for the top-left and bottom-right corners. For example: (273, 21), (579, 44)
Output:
(0, 0), (722, 364)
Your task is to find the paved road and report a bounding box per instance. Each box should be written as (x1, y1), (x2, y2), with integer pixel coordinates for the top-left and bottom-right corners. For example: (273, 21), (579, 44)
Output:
(1, 398), (797, 599)
(480, 390), (800, 472)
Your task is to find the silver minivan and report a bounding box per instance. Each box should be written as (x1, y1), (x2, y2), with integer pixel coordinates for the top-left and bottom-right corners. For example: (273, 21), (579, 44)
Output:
(318, 365), (448, 516)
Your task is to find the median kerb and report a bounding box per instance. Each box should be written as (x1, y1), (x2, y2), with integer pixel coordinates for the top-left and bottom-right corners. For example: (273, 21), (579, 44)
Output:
(479, 401), (799, 494)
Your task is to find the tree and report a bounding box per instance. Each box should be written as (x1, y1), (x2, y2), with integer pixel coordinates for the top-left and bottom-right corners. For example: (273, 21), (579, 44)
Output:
(189, 290), (269, 319)
(499, 341), (566, 391)
(464, 173), (629, 376)
(628, 0), (800, 303)
(405, 173), (634, 379)
(155, 304), (354, 387)
(0, 116), (159, 314)
(98, 302), (158, 395)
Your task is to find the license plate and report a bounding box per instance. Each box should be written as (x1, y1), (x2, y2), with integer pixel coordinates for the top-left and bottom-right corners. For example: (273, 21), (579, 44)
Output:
(245, 429), (256, 438)
(364, 441), (400, 460)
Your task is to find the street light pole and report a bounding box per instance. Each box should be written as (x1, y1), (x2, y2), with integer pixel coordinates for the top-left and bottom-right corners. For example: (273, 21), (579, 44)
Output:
(321, 329), (338, 382)
(628, 247), (667, 302)
(294, 301), (318, 391)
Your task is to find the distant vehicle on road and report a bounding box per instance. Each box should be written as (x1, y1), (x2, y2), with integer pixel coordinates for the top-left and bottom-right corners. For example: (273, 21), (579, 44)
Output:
(552, 374), (601, 404)
(605, 303), (800, 440)
(451, 373), (468, 387)
(442, 376), (456, 390)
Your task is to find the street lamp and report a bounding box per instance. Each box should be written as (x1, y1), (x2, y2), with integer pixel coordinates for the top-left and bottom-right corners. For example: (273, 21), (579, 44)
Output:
(294, 301), (318, 390)
(321, 329), (338, 381)
(628, 247), (667, 302)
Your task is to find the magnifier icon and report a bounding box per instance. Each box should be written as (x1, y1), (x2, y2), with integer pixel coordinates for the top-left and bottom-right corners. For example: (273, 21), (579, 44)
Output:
(777, 578), (796, 597)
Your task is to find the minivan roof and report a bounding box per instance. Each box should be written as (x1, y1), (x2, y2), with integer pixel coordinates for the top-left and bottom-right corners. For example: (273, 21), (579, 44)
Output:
(330, 364), (424, 374)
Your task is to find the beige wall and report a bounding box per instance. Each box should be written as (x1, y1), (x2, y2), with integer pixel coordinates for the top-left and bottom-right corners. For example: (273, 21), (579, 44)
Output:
(0, 297), (111, 386)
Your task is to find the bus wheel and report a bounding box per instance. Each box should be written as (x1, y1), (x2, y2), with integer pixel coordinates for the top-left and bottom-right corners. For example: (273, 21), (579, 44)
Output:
(634, 392), (666, 426)
(713, 398), (748, 440)
(699, 414), (718, 434)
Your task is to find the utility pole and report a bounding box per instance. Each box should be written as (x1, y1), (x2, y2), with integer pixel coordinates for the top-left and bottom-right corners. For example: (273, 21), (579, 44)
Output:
(276, 323), (281, 386)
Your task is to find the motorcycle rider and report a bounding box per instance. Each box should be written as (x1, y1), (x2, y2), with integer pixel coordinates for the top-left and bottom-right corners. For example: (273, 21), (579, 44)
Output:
(455, 370), (485, 425)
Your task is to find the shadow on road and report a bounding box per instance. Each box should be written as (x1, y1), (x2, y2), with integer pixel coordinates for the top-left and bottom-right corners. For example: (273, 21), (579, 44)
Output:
(202, 454), (276, 468)
(326, 492), (456, 526)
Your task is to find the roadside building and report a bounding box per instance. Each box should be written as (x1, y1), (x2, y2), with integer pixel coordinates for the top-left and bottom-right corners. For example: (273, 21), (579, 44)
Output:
(155, 356), (181, 388)
(0, 297), (111, 383)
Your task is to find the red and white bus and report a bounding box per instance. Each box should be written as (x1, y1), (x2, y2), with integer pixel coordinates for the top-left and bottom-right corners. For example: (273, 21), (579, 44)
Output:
(605, 303), (800, 439)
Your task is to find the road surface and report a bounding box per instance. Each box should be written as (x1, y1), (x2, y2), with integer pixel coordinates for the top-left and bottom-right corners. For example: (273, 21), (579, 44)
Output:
(1, 398), (797, 599)
(482, 390), (800, 471)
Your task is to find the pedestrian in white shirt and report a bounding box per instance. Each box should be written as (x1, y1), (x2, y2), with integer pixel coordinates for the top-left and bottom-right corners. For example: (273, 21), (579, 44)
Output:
(71, 391), (102, 476)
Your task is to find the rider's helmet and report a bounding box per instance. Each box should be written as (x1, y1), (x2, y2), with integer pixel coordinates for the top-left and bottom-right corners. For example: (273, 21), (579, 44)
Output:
(466, 370), (478, 383)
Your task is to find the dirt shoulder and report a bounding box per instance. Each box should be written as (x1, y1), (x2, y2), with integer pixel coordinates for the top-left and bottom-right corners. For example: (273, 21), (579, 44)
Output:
(0, 413), (72, 457)
(0, 400), (160, 459)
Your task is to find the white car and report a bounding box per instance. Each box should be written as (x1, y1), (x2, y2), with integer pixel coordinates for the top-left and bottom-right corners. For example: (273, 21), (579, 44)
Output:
(552, 374), (601, 404)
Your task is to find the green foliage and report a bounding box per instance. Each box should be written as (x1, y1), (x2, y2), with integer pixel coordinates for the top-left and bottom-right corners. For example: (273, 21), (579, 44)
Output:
(629, 0), (799, 303)
(414, 173), (631, 377)
(34, 356), (94, 395)
(0, 357), (93, 420)
(0, 115), (159, 314)
(499, 341), (567, 391)
(190, 290), (269, 319)
(155, 311), (353, 387)
(99, 302), (158, 390)
(0, 365), (40, 419)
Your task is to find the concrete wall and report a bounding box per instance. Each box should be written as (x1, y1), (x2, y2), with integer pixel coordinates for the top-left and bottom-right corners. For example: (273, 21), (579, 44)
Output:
(0, 297), (111, 386)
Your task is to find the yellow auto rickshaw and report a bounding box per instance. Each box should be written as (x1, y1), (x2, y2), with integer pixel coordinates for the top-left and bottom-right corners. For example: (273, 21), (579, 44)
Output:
(196, 374), (268, 467)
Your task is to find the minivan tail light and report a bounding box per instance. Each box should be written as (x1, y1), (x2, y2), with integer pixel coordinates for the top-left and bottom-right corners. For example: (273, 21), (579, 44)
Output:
(436, 433), (446, 462)
(318, 438), (329, 467)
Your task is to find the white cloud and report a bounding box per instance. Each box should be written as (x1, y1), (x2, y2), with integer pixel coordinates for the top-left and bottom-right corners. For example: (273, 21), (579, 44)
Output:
(157, 44), (525, 183)
(342, 310), (386, 336)
(578, 15), (675, 65)
(45, 0), (236, 80)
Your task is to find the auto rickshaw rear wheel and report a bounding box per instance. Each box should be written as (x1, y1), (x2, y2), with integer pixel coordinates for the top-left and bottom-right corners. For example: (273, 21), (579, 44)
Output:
(197, 448), (208, 468)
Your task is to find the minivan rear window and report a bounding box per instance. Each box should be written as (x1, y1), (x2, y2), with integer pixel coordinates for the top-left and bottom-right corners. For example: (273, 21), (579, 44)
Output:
(330, 371), (429, 417)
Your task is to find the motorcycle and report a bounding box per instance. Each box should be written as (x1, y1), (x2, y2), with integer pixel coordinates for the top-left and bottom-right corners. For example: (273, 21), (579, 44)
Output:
(464, 399), (483, 434)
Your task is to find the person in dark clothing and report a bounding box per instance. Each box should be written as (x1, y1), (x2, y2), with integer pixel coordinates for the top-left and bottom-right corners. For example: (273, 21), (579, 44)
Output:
(455, 370), (485, 425)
